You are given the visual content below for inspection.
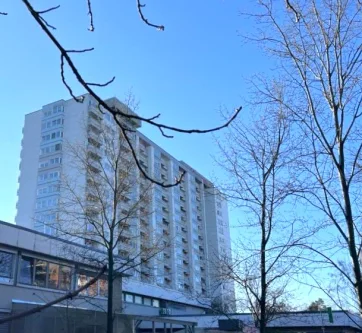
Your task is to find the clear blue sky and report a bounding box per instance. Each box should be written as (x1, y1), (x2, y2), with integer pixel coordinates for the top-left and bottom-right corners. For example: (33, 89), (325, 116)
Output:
(0, 0), (268, 223)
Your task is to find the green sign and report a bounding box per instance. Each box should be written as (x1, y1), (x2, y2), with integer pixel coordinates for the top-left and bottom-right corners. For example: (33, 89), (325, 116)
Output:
(326, 307), (333, 323)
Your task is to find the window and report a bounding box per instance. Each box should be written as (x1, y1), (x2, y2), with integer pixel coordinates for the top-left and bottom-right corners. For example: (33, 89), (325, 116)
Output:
(125, 293), (133, 303)
(77, 273), (108, 297)
(41, 117), (64, 130)
(40, 143), (62, 156)
(0, 251), (14, 280)
(99, 279), (108, 297)
(47, 263), (59, 289)
(19, 256), (34, 284)
(59, 265), (72, 290)
(88, 280), (97, 297)
(50, 157), (62, 165)
(35, 197), (58, 209)
(39, 161), (49, 168)
(34, 260), (47, 287)
(122, 292), (160, 307)
(78, 274), (88, 295)
(143, 297), (152, 306)
(19, 256), (72, 290)
(53, 105), (64, 114)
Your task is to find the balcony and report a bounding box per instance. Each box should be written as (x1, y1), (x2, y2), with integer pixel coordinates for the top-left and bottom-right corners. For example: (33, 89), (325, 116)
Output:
(89, 113), (102, 129)
(162, 218), (169, 225)
(162, 207), (169, 213)
(119, 221), (130, 230)
(161, 163), (168, 171)
(139, 147), (147, 157)
(88, 123), (101, 135)
(163, 229), (170, 236)
(118, 249), (130, 258)
(88, 137), (101, 149)
(181, 206), (186, 213)
(180, 185), (185, 192)
(120, 195), (131, 203)
(162, 195), (168, 202)
(180, 196), (185, 202)
(119, 235), (130, 243)
(87, 150), (101, 162)
(197, 216), (202, 221)
(182, 238), (188, 244)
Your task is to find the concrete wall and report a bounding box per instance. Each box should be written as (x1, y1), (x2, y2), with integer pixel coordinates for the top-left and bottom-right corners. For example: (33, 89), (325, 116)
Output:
(9, 304), (134, 333)
(15, 110), (42, 228)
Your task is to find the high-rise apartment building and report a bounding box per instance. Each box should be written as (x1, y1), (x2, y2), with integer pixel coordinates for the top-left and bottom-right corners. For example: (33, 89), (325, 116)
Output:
(15, 94), (235, 310)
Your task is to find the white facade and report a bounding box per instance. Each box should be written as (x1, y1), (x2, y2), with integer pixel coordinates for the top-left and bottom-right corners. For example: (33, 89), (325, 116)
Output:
(15, 94), (235, 310)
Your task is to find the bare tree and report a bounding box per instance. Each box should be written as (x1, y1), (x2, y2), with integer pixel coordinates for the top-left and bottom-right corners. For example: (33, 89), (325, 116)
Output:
(1, 1), (241, 188)
(215, 110), (304, 333)
(242, 0), (362, 314)
(43, 117), (165, 333)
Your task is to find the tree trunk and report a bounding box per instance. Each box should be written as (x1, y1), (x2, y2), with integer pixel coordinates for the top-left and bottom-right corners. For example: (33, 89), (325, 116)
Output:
(260, 233), (267, 333)
(260, 186), (267, 333)
(340, 176), (362, 315)
(107, 249), (114, 333)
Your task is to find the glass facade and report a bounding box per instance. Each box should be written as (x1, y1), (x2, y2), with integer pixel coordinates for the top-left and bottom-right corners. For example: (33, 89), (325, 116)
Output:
(19, 256), (71, 290)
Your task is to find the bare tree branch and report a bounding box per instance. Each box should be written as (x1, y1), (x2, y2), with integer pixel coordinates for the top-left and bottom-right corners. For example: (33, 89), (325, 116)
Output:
(87, 0), (94, 31)
(136, 0), (164, 31)
(21, 0), (242, 187)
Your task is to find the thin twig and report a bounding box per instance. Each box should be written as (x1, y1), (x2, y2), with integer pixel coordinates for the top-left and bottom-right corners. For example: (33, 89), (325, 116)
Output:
(61, 55), (84, 103)
(87, 0), (94, 31)
(66, 48), (95, 53)
(136, 0), (164, 31)
(285, 0), (300, 22)
(38, 5), (60, 14)
(87, 76), (116, 87)
(39, 15), (56, 30)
